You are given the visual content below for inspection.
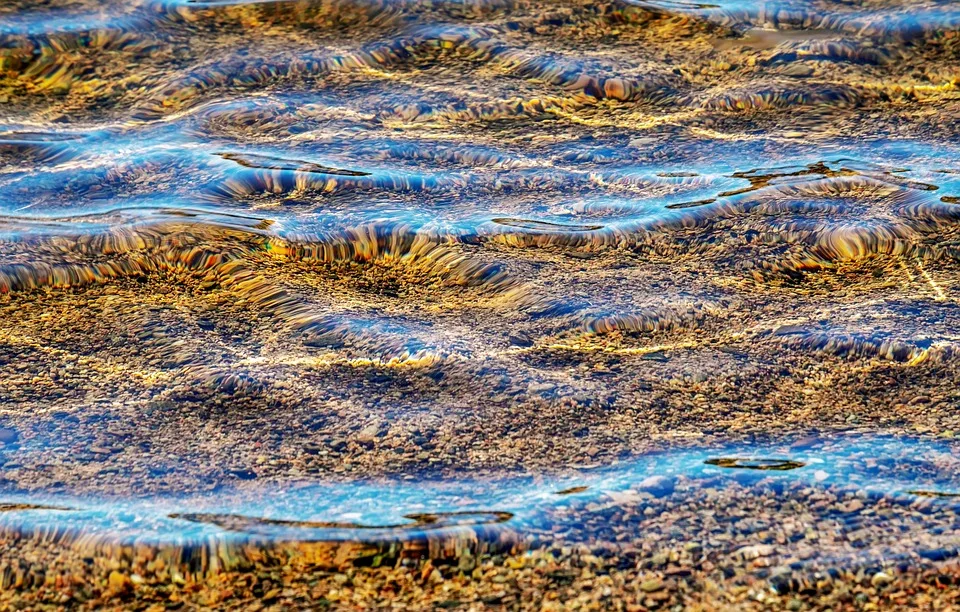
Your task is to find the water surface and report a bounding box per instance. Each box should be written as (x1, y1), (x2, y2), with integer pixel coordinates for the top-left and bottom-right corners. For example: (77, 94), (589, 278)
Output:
(1, 0), (959, 606)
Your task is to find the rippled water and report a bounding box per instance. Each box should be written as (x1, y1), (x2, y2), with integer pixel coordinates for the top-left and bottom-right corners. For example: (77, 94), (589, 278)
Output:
(1, 0), (960, 604)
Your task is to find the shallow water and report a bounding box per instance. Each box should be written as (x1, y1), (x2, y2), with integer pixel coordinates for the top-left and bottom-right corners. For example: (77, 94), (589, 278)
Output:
(1, 0), (960, 602)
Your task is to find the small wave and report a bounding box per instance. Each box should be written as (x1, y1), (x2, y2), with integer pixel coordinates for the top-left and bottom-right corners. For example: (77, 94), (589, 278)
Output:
(490, 218), (604, 232)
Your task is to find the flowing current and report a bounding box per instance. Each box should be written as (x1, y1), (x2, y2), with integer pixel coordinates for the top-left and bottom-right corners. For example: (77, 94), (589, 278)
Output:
(1, 0), (960, 607)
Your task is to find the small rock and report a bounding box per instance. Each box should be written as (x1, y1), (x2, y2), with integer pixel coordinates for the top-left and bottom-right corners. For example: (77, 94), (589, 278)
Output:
(640, 578), (664, 593)
(108, 571), (132, 592)
(638, 475), (675, 497)
(358, 422), (381, 439)
(528, 382), (556, 394)
(783, 64), (814, 77)
(263, 588), (281, 602)
(735, 544), (774, 560)
(773, 325), (807, 336)
(508, 333), (533, 347)
(871, 571), (894, 587)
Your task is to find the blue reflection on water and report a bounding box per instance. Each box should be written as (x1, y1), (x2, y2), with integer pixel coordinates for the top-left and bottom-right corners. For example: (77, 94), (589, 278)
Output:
(0, 433), (957, 548)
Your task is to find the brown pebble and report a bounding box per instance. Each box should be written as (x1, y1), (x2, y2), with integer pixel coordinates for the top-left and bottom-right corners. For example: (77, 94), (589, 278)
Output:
(108, 571), (132, 593)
